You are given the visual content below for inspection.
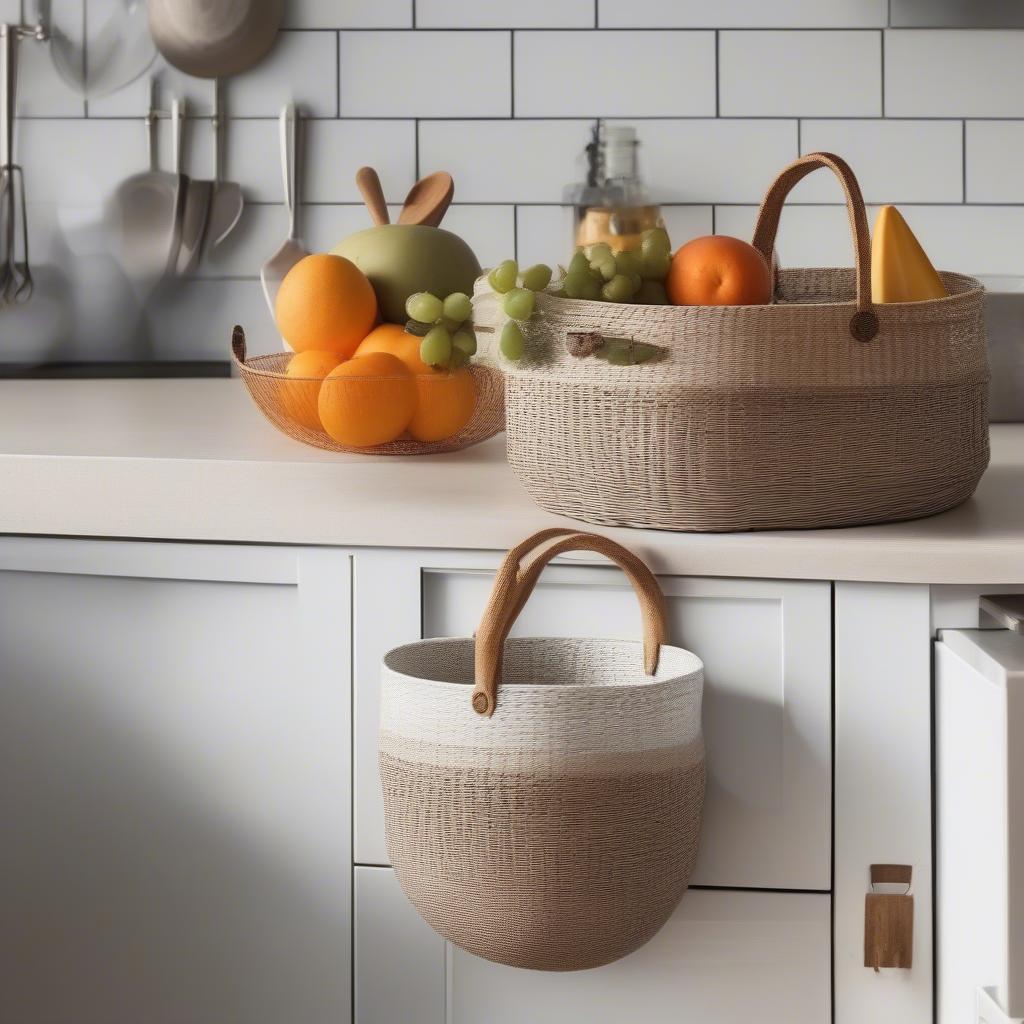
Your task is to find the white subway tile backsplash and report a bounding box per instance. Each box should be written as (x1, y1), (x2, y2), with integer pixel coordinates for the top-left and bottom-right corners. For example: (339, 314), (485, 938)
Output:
(283, 0), (412, 28)
(966, 122), (1024, 203)
(87, 57), (216, 117)
(15, 0), (84, 116)
(221, 120), (416, 205)
(662, 206), (715, 246)
(795, 120), (963, 203)
(438, 205), (515, 269)
(715, 204), (865, 266)
(623, 119), (797, 203)
(223, 32), (338, 118)
(339, 31), (510, 117)
(720, 30), (881, 116)
(599, 0), (887, 28)
(419, 120), (592, 203)
(886, 30), (1024, 118)
(515, 31), (715, 118)
(420, 0), (594, 28)
(515, 206), (569, 267)
(0, 0), (22, 20)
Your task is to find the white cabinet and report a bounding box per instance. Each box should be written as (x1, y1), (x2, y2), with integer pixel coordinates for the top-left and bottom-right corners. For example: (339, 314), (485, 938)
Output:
(355, 551), (832, 891)
(355, 867), (830, 1024)
(936, 627), (1024, 1024)
(0, 538), (352, 1024)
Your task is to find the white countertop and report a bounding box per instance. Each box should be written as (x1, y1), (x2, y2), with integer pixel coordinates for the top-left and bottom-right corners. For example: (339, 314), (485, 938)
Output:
(1, 378), (1022, 584)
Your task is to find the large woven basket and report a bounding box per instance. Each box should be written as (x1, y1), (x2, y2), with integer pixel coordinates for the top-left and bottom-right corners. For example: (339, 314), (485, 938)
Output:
(379, 528), (705, 971)
(475, 153), (989, 532)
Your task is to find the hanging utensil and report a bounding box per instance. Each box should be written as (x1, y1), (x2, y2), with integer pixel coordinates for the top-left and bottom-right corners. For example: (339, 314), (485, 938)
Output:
(397, 171), (454, 227)
(0, 22), (32, 306)
(205, 79), (243, 249)
(356, 166), (389, 227)
(46, 0), (155, 99)
(174, 99), (212, 276)
(261, 102), (308, 319)
(148, 0), (284, 79)
(109, 83), (185, 284)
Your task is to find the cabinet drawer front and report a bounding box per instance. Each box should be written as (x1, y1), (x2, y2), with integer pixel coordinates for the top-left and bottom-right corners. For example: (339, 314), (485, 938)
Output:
(355, 867), (830, 1024)
(0, 543), (352, 1024)
(421, 567), (831, 890)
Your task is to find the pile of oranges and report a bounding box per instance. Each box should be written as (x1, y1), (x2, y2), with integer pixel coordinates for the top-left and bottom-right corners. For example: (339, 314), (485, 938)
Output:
(274, 253), (476, 447)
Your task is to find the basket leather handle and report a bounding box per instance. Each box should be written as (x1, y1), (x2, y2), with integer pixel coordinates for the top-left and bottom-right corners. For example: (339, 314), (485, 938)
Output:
(231, 324), (247, 364)
(751, 152), (879, 343)
(471, 529), (667, 717)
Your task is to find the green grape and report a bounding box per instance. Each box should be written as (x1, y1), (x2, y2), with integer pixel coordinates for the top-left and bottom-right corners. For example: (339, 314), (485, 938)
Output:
(635, 280), (669, 305)
(442, 292), (472, 323)
(628, 273), (643, 294)
(640, 227), (671, 257)
(420, 325), (452, 367)
(406, 291), (443, 324)
(563, 272), (601, 300)
(587, 242), (613, 264)
(520, 263), (552, 292)
(488, 259), (518, 294)
(567, 250), (591, 276)
(500, 320), (526, 361)
(640, 249), (672, 281)
(449, 347), (470, 369)
(440, 316), (462, 333)
(452, 329), (477, 357)
(502, 287), (536, 321)
(593, 257), (617, 281)
(602, 274), (635, 303)
(614, 250), (642, 278)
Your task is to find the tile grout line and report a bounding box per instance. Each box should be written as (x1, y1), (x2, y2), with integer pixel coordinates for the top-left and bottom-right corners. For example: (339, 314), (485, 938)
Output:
(510, 31), (515, 118)
(714, 30), (720, 117)
(879, 28), (886, 116)
(962, 119), (967, 202)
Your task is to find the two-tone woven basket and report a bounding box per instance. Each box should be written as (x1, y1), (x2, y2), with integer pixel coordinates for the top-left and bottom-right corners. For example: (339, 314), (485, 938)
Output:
(379, 528), (705, 971)
(475, 153), (989, 532)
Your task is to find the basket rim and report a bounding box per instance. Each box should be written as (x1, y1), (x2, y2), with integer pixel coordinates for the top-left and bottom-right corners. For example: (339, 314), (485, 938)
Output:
(237, 354), (499, 384)
(382, 635), (704, 693)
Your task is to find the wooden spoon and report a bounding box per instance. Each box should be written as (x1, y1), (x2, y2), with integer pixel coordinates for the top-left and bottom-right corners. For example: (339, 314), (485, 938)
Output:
(397, 171), (454, 227)
(355, 166), (389, 226)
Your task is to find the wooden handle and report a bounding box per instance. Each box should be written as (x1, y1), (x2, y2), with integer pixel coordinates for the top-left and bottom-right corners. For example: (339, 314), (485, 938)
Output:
(231, 324), (246, 364)
(751, 152), (878, 343)
(355, 166), (389, 226)
(471, 529), (667, 717)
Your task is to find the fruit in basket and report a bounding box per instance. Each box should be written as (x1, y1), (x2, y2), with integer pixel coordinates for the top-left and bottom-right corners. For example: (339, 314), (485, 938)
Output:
(332, 225), (481, 324)
(318, 352), (416, 447)
(500, 321), (526, 361)
(520, 264), (552, 292)
(406, 291), (444, 324)
(281, 350), (344, 430)
(666, 235), (772, 306)
(488, 259), (518, 294)
(420, 326), (453, 368)
(275, 253), (378, 356)
(502, 288), (535, 321)
(871, 205), (947, 303)
(355, 322), (432, 375)
(408, 368), (476, 443)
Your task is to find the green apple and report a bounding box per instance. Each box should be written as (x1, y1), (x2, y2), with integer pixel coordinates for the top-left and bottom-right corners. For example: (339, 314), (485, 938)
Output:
(331, 225), (481, 325)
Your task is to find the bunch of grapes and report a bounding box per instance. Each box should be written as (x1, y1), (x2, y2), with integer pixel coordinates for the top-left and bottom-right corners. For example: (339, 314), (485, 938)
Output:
(488, 259), (553, 360)
(561, 228), (672, 305)
(405, 291), (476, 370)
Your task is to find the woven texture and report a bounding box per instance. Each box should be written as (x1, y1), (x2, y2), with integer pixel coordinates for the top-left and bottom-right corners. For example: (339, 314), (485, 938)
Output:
(473, 153), (990, 532)
(231, 326), (505, 456)
(379, 636), (705, 971)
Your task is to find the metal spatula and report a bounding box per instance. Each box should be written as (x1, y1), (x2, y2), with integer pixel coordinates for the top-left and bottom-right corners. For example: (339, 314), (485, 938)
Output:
(260, 102), (307, 320)
(206, 78), (243, 249)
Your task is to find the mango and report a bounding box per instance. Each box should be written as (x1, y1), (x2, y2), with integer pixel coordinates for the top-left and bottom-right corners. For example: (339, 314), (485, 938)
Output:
(332, 225), (481, 324)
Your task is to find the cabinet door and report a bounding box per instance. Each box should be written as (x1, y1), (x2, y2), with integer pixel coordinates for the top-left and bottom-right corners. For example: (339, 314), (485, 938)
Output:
(0, 538), (352, 1024)
(358, 557), (830, 890)
(356, 867), (830, 1024)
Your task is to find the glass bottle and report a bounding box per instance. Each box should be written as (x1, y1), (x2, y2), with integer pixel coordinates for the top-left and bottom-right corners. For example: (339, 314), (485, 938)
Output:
(564, 122), (664, 254)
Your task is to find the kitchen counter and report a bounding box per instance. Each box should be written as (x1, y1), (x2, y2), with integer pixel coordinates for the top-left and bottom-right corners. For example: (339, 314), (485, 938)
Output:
(0, 378), (1021, 584)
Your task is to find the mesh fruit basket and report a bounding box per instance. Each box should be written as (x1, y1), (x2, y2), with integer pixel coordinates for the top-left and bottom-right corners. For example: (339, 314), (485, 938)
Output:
(232, 326), (505, 455)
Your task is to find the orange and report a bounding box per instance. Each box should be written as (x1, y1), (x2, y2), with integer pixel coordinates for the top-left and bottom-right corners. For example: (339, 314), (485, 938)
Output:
(354, 322), (432, 376)
(275, 253), (378, 357)
(409, 368), (476, 443)
(280, 350), (343, 431)
(666, 235), (772, 307)
(318, 351), (416, 447)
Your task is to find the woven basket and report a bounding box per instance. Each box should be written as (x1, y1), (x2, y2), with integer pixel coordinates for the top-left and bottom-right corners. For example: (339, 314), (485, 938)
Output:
(231, 326), (505, 455)
(379, 528), (705, 971)
(474, 153), (989, 532)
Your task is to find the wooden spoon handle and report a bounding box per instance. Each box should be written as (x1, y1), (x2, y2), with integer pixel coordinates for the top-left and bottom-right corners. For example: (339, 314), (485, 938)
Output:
(355, 166), (389, 226)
